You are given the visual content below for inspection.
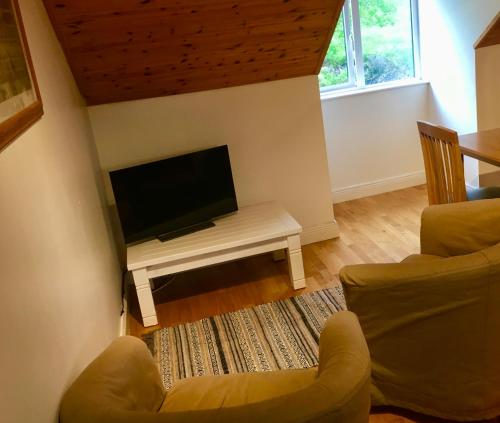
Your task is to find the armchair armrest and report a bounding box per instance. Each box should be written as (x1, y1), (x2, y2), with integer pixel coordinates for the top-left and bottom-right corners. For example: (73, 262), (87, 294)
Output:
(420, 198), (500, 257)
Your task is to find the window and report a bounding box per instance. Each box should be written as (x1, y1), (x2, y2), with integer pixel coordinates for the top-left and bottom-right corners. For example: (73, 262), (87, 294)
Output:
(319, 0), (420, 92)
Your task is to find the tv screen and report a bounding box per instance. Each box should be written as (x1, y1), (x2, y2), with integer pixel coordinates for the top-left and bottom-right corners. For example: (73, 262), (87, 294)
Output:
(110, 145), (238, 244)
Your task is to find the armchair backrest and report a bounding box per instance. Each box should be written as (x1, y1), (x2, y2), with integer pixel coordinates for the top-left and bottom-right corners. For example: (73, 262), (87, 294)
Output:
(420, 198), (500, 257)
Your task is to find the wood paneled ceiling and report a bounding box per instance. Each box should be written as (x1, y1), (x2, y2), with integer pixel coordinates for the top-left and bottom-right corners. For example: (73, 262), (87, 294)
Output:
(43, 0), (343, 105)
(475, 12), (500, 49)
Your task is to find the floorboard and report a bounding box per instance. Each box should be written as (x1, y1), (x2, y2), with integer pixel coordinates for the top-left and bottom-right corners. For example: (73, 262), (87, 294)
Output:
(127, 185), (498, 423)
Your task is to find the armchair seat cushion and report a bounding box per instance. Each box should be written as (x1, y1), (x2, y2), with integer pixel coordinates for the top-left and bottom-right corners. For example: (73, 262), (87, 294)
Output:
(162, 367), (317, 412)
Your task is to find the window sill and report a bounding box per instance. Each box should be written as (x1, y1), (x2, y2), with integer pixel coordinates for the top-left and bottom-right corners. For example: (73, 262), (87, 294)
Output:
(320, 79), (429, 101)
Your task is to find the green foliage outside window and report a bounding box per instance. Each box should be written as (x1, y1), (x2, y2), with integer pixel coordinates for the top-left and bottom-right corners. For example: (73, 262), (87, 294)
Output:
(359, 0), (397, 27)
(319, 0), (416, 89)
(318, 13), (349, 87)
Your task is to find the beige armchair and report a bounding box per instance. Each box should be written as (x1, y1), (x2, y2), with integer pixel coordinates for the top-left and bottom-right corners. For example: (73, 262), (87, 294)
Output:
(340, 199), (500, 421)
(60, 311), (371, 423)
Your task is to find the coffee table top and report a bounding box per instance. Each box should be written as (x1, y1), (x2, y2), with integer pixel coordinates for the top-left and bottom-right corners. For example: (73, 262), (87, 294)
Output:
(127, 202), (301, 270)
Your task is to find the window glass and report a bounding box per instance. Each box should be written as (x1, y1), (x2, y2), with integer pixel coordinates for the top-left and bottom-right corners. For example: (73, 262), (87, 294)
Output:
(359, 0), (415, 85)
(319, 12), (349, 88)
(319, 0), (418, 91)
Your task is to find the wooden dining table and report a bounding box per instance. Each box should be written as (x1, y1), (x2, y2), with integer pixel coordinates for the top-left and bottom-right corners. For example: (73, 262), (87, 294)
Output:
(459, 127), (500, 167)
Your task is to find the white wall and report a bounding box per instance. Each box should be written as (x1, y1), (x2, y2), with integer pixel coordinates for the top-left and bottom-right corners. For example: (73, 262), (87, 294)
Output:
(89, 76), (338, 245)
(322, 84), (430, 203)
(0, 1), (122, 422)
(419, 0), (500, 184)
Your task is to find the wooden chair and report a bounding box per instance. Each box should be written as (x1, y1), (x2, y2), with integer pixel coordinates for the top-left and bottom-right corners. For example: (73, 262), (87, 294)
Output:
(417, 121), (467, 205)
(417, 121), (500, 205)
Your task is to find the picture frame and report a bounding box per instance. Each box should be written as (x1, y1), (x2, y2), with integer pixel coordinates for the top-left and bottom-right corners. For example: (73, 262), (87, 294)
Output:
(0, 0), (43, 152)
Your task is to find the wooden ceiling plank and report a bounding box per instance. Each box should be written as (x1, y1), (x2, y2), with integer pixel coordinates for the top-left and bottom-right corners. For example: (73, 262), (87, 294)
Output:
(45, 0), (333, 18)
(80, 57), (317, 84)
(55, 7), (332, 49)
(85, 66), (314, 105)
(68, 35), (326, 67)
(47, 0), (333, 31)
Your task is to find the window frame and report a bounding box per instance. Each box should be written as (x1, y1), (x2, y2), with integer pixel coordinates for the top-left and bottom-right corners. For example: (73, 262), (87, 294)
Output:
(320, 0), (421, 94)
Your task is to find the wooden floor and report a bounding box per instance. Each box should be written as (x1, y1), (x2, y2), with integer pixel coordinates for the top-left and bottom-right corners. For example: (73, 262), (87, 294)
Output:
(128, 185), (498, 423)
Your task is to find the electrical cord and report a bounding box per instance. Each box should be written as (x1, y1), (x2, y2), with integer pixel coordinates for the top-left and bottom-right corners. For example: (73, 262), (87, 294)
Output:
(120, 270), (127, 316)
(152, 274), (177, 293)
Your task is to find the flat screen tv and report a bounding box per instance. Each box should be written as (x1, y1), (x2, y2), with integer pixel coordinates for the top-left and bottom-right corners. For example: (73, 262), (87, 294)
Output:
(110, 145), (238, 244)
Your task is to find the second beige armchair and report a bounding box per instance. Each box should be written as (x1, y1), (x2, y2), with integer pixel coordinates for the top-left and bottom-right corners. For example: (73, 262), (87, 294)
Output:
(340, 199), (500, 421)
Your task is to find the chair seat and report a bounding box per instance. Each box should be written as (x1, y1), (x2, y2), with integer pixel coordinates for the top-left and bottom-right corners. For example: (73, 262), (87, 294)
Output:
(466, 186), (500, 201)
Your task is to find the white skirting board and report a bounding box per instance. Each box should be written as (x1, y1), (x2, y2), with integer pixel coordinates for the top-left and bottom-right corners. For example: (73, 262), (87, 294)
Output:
(332, 170), (426, 204)
(300, 221), (339, 245)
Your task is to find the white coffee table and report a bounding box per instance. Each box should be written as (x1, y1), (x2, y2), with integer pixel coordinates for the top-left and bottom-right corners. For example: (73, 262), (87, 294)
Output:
(128, 202), (306, 327)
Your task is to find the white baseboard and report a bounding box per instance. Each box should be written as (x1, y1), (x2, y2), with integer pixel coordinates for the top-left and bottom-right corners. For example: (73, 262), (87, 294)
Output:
(300, 221), (340, 245)
(332, 170), (426, 204)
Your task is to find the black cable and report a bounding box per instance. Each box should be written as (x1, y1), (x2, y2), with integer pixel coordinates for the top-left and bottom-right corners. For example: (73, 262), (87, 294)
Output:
(120, 270), (127, 316)
(152, 274), (177, 293)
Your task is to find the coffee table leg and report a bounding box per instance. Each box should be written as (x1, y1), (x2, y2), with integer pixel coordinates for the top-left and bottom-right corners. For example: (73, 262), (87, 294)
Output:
(286, 235), (306, 289)
(131, 268), (158, 327)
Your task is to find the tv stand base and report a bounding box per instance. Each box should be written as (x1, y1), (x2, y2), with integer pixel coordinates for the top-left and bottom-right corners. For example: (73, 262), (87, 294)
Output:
(128, 202), (306, 327)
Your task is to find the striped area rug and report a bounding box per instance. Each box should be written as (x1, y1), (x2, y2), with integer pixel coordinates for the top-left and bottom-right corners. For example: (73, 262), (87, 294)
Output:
(143, 287), (346, 390)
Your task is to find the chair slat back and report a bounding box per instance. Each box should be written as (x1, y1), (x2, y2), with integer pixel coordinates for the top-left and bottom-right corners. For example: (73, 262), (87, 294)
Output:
(417, 121), (467, 205)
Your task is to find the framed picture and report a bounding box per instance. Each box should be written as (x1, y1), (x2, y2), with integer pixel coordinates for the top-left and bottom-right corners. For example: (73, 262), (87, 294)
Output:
(0, 0), (43, 151)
